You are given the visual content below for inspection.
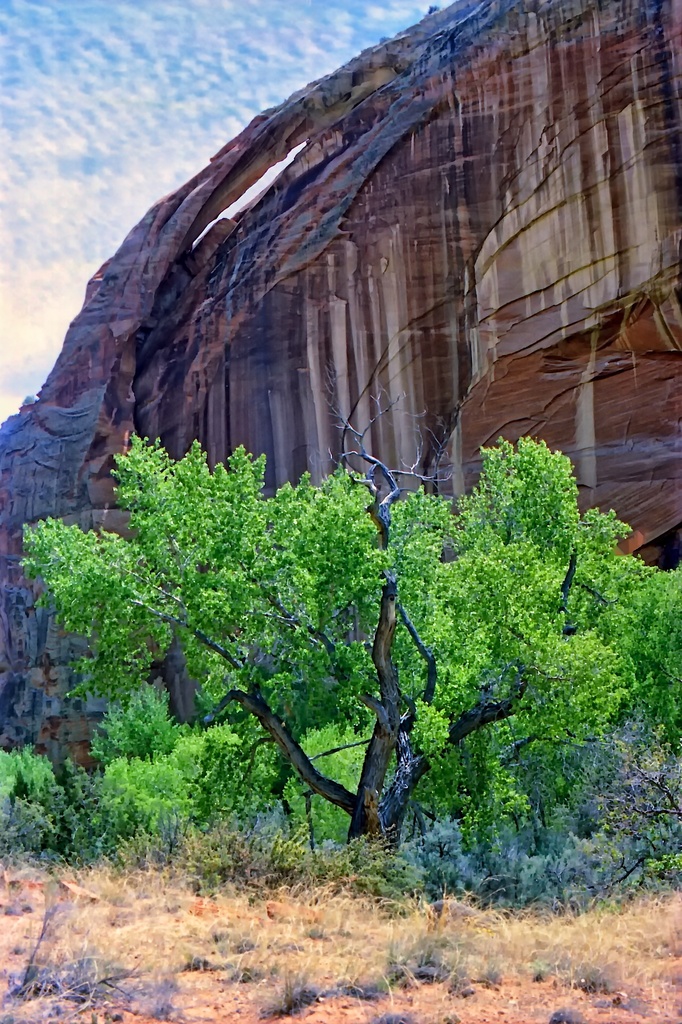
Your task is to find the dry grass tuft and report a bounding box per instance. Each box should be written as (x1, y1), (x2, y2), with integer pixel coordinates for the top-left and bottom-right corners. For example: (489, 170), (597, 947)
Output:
(132, 975), (180, 1020)
(6, 901), (136, 1018)
(261, 973), (320, 1017)
(386, 933), (456, 987)
(182, 953), (221, 972)
(333, 980), (384, 1001)
(568, 958), (619, 994)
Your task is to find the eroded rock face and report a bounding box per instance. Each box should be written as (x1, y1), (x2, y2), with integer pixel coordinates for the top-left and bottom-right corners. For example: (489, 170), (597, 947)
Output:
(1, 0), (680, 758)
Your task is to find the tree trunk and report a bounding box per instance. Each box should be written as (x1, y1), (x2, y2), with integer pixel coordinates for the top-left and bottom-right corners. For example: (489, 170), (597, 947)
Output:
(348, 575), (402, 839)
(379, 727), (428, 842)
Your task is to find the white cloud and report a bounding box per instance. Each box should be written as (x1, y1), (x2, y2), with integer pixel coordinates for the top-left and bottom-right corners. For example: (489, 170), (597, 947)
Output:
(0, 0), (430, 426)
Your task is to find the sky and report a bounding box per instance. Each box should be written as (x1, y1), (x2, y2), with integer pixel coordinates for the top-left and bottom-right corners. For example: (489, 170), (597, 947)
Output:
(0, 0), (432, 427)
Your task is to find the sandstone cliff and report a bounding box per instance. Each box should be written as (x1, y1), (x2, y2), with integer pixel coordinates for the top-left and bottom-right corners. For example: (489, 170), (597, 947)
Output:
(1, 0), (681, 758)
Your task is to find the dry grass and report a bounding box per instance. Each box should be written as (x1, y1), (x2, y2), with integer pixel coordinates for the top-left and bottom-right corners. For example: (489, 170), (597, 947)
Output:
(474, 895), (682, 991)
(0, 864), (680, 1022)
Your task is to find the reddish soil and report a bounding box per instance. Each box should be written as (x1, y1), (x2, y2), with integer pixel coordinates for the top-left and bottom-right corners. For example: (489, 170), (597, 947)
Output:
(122, 970), (682, 1024)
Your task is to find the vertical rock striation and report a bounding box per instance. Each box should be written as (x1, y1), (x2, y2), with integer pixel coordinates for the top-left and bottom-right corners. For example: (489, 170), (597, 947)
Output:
(1, 0), (680, 757)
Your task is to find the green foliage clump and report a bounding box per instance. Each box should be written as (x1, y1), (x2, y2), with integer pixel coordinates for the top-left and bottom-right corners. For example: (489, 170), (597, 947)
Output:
(23, 442), (386, 729)
(0, 748), (64, 855)
(0, 690), (282, 861)
(0, 746), (58, 803)
(190, 721), (279, 822)
(0, 748), (103, 861)
(603, 567), (682, 742)
(99, 754), (193, 841)
(91, 686), (182, 765)
(94, 688), (280, 844)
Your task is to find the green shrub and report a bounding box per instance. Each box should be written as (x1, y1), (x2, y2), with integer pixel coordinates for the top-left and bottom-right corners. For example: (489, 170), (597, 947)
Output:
(91, 686), (183, 765)
(0, 748), (64, 857)
(0, 747), (59, 802)
(100, 754), (193, 841)
(53, 759), (109, 861)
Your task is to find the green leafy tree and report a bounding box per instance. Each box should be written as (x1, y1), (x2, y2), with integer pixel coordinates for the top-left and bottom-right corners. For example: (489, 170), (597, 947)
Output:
(23, 429), (668, 843)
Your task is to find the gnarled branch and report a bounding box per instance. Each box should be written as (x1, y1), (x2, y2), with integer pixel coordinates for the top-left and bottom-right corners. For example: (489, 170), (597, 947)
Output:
(379, 665), (528, 839)
(359, 693), (391, 730)
(220, 686), (356, 814)
(448, 667), (527, 744)
(337, 398), (404, 549)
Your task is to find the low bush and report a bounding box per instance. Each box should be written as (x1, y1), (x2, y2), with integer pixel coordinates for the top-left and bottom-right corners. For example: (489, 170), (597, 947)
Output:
(161, 814), (422, 900)
(90, 686), (183, 765)
(0, 748), (97, 860)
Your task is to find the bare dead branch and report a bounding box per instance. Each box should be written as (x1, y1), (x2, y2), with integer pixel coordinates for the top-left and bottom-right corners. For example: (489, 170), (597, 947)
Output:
(398, 603), (437, 704)
(310, 738), (370, 761)
(337, 396), (454, 542)
(336, 398), (409, 548)
(395, 421), (453, 490)
(338, 391), (404, 453)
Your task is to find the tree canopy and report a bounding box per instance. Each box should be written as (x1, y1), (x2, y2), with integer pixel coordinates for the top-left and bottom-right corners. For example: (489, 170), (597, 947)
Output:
(23, 432), (679, 843)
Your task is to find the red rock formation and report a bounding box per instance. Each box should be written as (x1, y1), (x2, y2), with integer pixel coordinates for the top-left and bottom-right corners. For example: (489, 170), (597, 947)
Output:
(1, 0), (680, 757)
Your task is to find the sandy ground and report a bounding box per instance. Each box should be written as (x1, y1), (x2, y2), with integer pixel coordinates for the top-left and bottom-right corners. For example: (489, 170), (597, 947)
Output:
(1, 867), (681, 1024)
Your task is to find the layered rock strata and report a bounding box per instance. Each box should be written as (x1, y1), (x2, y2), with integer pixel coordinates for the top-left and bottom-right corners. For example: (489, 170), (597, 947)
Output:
(1, 0), (681, 758)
